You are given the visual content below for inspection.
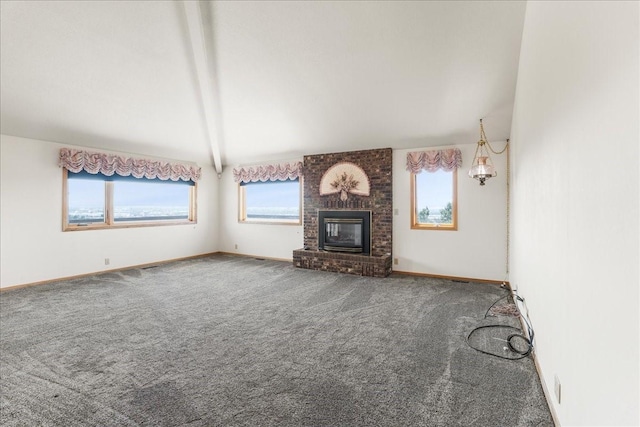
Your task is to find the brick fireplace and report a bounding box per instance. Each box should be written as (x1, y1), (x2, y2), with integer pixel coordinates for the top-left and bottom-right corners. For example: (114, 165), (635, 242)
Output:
(293, 148), (392, 277)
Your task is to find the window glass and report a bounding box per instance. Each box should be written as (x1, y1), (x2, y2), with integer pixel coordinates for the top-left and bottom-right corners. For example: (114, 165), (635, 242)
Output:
(412, 169), (457, 230)
(240, 180), (301, 223)
(63, 170), (196, 230)
(113, 181), (190, 222)
(67, 179), (105, 224)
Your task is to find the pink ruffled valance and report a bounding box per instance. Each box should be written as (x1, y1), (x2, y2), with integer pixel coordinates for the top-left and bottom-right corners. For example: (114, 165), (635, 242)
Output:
(406, 148), (462, 173)
(58, 148), (201, 182)
(233, 161), (302, 183)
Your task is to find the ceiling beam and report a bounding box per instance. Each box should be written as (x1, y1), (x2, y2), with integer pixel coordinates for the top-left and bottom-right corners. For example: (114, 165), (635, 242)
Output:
(183, 0), (223, 174)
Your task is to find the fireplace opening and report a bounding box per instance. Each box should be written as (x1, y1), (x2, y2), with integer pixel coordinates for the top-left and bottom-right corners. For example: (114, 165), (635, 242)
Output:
(318, 210), (371, 254)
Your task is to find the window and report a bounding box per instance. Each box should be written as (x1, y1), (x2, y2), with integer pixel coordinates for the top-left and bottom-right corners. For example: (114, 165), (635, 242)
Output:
(238, 179), (301, 224)
(411, 169), (457, 230)
(63, 169), (196, 230)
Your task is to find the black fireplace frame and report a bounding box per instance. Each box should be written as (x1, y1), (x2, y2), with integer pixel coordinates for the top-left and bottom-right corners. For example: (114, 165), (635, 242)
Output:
(318, 210), (372, 255)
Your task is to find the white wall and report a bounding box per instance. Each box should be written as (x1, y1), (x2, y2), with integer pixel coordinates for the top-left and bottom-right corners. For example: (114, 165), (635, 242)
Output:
(393, 144), (508, 281)
(218, 167), (303, 259)
(0, 135), (220, 288)
(510, 2), (639, 425)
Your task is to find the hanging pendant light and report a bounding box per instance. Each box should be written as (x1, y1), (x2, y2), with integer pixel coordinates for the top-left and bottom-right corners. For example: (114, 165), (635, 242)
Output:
(469, 119), (497, 186)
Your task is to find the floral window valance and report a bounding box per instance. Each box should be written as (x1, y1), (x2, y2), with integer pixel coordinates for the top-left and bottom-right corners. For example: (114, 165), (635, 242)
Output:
(58, 148), (201, 182)
(406, 148), (462, 173)
(233, 161), (302, 184)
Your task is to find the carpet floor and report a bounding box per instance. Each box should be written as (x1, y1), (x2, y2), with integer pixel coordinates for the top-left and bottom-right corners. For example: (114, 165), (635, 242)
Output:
(0, 254), (553, 426)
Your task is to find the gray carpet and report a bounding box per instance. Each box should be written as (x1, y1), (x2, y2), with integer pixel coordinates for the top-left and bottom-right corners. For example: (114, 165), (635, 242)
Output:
(0, 254), (553, 426)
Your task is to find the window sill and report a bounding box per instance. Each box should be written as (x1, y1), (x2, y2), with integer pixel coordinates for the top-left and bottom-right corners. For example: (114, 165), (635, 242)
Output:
(238, 219), (302, 226)
(63, 219), (196, 231)
(411, 223), (457, 231)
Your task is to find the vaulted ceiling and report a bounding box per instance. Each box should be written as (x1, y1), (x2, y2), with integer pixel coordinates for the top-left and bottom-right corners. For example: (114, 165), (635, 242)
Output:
(0, 1), (526, 172)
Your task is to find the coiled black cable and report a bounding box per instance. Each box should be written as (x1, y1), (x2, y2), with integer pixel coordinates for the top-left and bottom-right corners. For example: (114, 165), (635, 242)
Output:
(507, 333), (533, 356)
(466, 292), (534, 360)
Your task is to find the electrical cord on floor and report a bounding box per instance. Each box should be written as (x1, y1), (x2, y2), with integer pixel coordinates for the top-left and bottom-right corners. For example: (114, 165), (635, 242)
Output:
(466, 291), (534, 360)
(511, 289), (535, 348)
(483, 293), (512, 318)
(466, 325), (532, 360)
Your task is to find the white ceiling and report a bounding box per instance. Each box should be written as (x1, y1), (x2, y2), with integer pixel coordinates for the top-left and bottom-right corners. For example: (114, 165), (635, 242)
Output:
(0, 1), (526, 170)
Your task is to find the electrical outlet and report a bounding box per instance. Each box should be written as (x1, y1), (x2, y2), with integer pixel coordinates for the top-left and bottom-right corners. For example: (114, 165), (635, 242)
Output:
(393, 208), (399, 215)
(554, 375), (561, 404)
(104, 258), (110, 266)
(393, 258), (399, 265)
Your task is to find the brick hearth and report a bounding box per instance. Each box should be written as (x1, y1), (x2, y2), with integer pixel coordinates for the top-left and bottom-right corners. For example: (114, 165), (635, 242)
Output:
(293, 249), (392, 278)
(293, 147), (392, 278)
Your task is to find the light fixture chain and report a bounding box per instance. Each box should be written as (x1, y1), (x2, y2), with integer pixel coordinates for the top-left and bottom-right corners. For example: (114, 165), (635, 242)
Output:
(505, 140), (510, 279)
(479, 119), (488, 143)
(486, 140), (509, 155)
(480, 119), (508, 154)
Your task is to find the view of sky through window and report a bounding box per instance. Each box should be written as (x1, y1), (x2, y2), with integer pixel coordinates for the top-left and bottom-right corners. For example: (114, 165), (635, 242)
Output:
(113, 181), (189, 220)
(67, 179), (191, 223)
(67, 180), (105, 223)
(415, 169), (453, 224)
(68, 179), (105, 209)
(244, 180), (299, 220)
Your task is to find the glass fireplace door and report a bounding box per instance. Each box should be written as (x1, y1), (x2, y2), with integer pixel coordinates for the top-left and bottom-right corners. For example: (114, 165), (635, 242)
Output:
(324, 218), (363, 252)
